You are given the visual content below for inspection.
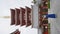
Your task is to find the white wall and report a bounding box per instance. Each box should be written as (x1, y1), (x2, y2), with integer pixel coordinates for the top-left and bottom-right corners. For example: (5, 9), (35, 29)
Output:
(49, 0), (60, 34)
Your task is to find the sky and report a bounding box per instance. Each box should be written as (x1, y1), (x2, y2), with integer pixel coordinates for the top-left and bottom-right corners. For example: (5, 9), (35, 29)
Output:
(0, 0), (37, 34)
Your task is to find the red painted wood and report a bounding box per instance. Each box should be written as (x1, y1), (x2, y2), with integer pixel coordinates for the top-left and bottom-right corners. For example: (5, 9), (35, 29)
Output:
(21, 7), (26, 26)
(15, 8), (20, 25)
(10, 9), (15, 25)
(43, 25), (48, 34)
(43, 31), (48, 34)
(11, 29), (20, 34)
(26, 7), (31, 27)
(39, 0), (49, 34)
